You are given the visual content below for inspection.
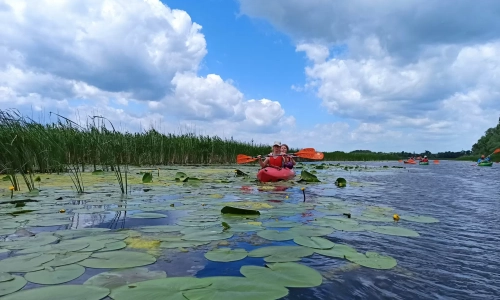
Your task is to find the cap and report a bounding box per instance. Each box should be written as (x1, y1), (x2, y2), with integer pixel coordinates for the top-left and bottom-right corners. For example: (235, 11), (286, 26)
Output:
(272, 141), (281, 146)
(424, 155), (427, 158)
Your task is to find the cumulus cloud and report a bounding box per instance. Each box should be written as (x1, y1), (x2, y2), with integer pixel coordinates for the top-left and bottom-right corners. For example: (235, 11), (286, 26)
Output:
(0, 0), (294, 137)
(239, 0), (500, 151)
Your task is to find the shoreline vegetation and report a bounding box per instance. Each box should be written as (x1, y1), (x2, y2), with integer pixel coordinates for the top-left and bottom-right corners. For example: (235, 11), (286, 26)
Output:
(0, 109), (494, 191)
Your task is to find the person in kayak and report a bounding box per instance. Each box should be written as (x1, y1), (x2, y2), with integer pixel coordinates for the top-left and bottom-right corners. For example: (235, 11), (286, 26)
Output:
(421, 156), (429, 162)
(280, 144), (296, 169)
(477, 155), (490, 163)
(258, 141), (284, 168)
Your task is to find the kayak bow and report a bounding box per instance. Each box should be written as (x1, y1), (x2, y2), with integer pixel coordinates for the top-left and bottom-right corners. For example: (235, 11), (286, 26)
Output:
(257, 167), (296, 182)
(477, 162), (493, 167)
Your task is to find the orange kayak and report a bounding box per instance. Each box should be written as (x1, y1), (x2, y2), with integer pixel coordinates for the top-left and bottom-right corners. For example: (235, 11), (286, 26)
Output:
(404, 160), (416, 164)
(257, 167), (295, 182)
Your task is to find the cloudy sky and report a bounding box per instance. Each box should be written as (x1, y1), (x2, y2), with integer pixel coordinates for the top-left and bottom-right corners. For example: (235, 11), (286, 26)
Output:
(1, 0), (499, 152)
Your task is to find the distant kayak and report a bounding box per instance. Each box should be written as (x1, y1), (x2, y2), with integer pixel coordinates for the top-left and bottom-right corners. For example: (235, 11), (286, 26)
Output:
(404, 160), (416, 164)
(257, 167), (295, 182)
(477, 162), (493, 167)
(419, 162), (429, 165)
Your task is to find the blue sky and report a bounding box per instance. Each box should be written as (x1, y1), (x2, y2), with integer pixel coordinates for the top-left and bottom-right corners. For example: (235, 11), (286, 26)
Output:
(1, 0), (500, 152)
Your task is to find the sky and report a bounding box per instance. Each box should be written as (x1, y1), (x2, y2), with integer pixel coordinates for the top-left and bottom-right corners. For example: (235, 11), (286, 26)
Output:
(1, 0), (499, 153)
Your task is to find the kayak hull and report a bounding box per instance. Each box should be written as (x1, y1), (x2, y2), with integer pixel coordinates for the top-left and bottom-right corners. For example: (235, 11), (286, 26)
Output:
(419, 162), (429, 165)
(478, 162), (493, 167)
(257, 167), (296, 182)
(404, 161), (416, 164)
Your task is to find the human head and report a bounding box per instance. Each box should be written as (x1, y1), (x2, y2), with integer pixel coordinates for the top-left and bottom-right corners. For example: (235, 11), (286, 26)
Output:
(281, 144), (289, 153)
(481, 155), (485, 158)
(272, 141), (281, 154)
(424, 155), (427, 158)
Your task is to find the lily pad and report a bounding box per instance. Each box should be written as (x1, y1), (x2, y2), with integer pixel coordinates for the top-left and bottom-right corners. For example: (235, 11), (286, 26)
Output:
(204, 248), (248, 262)
(293, 236), (335, 249)
(0, 285), (110, 300)
(262, 220), (297, 228)
(240, 262), (323, 288)
(221, 206), (260, 215)
(142, 172), (153, 183)
(129, 213), (166, 219)
(109, 277), (210, 300)
(97, 241), (127, 252)
(182, 230), (233, 242)
(0, 273), (13, 283)
(370, 226), (420, 237)
(183, 276), (289, 300)
(0, 276), (27, 297)
(174, 172), (188, 182)
(400, 215), (439, 223)
(257, 230), (297, 241)
(248, 245), (314, 261)
(139, 225), (183, 233)
(0, 253), (56, 272)
(78, 251), (156, 269)
(335, 177), (347, 187)
(345, 251), (397, 269)
(299, 170), (320, 182)
(289, 226), (334, 237)
(83, 267), (166, 289)
(159, 240), (209, 249)
(44, 252), (92, 267)
(25, 264), (86, 285)
(17, 241), (90, 255)
(315, 243), (358, 258)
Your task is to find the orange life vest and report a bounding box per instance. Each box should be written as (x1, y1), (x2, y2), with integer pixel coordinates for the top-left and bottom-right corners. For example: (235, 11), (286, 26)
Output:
(268, 156), (283, 168)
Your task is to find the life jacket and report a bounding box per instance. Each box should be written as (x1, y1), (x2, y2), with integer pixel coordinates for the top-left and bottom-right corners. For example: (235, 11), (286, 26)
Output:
(268, 155), (283, 168)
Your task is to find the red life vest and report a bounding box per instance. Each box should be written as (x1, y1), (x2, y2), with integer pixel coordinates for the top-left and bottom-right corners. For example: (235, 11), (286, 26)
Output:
(268, 156), (283, 168)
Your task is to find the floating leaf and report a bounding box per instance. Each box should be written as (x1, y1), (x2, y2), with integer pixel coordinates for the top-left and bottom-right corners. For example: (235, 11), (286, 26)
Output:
(0, 253), (56, 272)
(17, 241), (90, 255)
(110, 277), (210, 300)
(0, 273), (13, 283)
(83, 267), (166, 289)
(345, 251), (397, 269)
(0, 234), (59, 250)
(257, 230), (297, 241)
(44, 252), (92, 267)
(400, 215), (439, 223)
(183, 276), (289, 300)
(262, 220), (297, 228)
(370, 226), (420, 237)
(289, 226), (334, 237)
(142, 173), (153, 183)
(182, 230), (233, 242)
(204, 248), (248, 262)
(240, 262), (323, 288)
(293, 236), (335, 249)
(223, 201), (273, 210)
(248, 245), (314, 260)
(221, 206), (260, 215)
(27, 219), (72, 227)
(129, 213), (166, 219)
(24, 264), (85, 285)
(78, 251), (156, 269)
(97, 241), (127, 252)
(0, 285), (110, 300)
(335, 177), (347, 187)
(139, 225), (183, 233)
(174, 172), (188, 182)
(315, 243), (358, 258)
(0, 276), (27, 297)
(159, 240), (209, 249)
(299, 170), (320, 182)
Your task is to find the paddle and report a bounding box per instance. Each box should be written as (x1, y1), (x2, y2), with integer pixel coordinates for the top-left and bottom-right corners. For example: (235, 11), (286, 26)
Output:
(236, 148), (324, 164)
(472, 148), (500, 166)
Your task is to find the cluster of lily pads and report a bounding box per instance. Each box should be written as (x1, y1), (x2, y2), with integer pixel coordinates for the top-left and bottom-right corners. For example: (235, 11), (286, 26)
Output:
(0, 165), (439, 299)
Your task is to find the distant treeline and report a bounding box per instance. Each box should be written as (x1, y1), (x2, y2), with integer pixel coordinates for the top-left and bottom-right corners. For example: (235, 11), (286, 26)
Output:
(321, 150), (476, 161)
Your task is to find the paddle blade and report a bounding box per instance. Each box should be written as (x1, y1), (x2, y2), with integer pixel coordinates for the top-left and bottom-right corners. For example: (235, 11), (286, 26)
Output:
(493, 148), (500, 154)
(296, 148), (316, 153)
(296, 151), (324, 160)
(237, 154), (258, 164)
(398, 159), (403, 163)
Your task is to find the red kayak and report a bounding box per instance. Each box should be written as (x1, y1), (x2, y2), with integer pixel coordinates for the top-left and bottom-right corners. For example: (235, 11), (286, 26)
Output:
(257, 167), (296, 182)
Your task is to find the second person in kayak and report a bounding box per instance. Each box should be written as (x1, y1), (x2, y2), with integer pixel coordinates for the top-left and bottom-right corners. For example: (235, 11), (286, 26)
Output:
(281, 144), (296, 169)
(258, 141), (284, 168)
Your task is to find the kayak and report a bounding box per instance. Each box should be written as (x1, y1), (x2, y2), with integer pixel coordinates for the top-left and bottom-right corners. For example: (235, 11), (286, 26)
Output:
(404, 160), (416, 164)
(477, 162), (493, 167)
(257, 167), (295, 182)
(419, 162), (429, 165)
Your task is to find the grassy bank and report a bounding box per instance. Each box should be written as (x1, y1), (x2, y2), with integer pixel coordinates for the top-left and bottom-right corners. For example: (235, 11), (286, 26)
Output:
(322, 151), (400, 161)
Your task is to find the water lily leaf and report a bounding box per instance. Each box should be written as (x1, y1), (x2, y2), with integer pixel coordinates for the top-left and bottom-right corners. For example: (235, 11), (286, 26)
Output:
(0, 253), (56, 272)
(257, 230), (297, 241)
(248, 245), (314, 260)
(262, 220), (297, 228)
(226, 224), (264, 232)
(0, 234), (59, 250)
(345, 251), (397, 269)
(83, 267), (166, 289)
(289, 226), (334, 237)
(322, 216), (359, 225)
(182, 276), (289, 300)
(240, 262), (323, 288)
(370, 226), (420, 237)
(77, 240), (107, 252)
(129, 213), (166, 219)
(221, 206), (260, 215)
(182, 230), (233, 242)
(315, 243), (358, 258)
(17, 241), (90, 255)
(142, 173), (153, 183)
(0, 275), (27, 297)
(159, 240), (209, 249)
(204, 248), (248, 262)
(299, 170), (320, 182)
(25, 264), (86, 285)
(0, 273), (13, 283)
(400, 215), (439, 223)
(176, 220), (220, 227)
(222, 201), (272, 210)
(97, 241), (127, 252)
(139, 225), (183, 233)
(335, 177), (347, 187)
(174, 172), (188, 181)
(54, 228), (110, 239)
(44, 252), (92, 267)
(293, 236), (335, 249)
(109, 277), (210, 300)
(0, 285), (110, 300)
(329, 222), (375, 232)
(78, 251), (156, 269)
(354, 214), (393, 222)
(0, 228), (16, 236)
(27, 219), (71, 227)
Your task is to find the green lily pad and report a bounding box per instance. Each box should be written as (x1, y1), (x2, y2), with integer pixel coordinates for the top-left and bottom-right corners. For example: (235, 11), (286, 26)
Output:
(0, 276), (27, 297)
(183, 276), (289, 300)
(315, 243), (358, 258)
(299, 170), (320, 182)
(78, 251), (156, 269)
(370, 226), (420, 237)
(83, 267), (166, 289)
(0, 234), (59, 250)
(159, 240), (210, 249)
(142, 172), (153, 183)
(335, 177), (347, 187)
(257, 230), (297, 241)
(0, 273), (13, 282)
(17, 241), (90, 255)
(0, 253), (56, 272)
(174, 172), (188, 182)
(97, 241), (127, 252)
(221, 206), (260, 215)
(204, 248), (248, 262)
(240, 262), (323, 288)
(262, 220), (297, 228)
(289, 226), (334, 237)
(182, 230), (233, 242)
(0, 285), (110, 300)
(226, 224), (264, 232)
(293, 236), (335, 249)
(345, 251), (397, 269)
(129, 213), (166, 219)
(44, 252), (92, 267)
(248, 245), (315, 262)
(25, 264), (86, 285)
(400, 215), (439, 223)
(0, 228), (16, 236)
(139, 225), (183, 233)
(329, 222), (375, 232)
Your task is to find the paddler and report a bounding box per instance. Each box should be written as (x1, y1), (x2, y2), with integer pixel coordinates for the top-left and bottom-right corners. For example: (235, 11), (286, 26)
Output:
(281, 144), (296, 169)
(477, 155), (490, 163)
(258, 141), (284, 168)
(421, 156), (429, 162)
